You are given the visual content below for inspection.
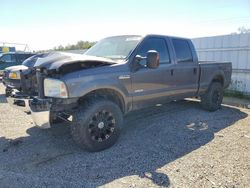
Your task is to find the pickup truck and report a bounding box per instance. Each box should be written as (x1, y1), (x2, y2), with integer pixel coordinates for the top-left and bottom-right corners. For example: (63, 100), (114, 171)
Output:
(6, 35), (232, 151)
(0, 52), (35, 76)
(3, 53), (48, 93)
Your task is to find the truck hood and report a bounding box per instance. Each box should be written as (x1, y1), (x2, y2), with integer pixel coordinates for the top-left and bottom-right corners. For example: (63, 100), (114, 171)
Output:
(3, 65), (29, 80)
(5, 65), (29, 72)
(34, 52), (117, 73)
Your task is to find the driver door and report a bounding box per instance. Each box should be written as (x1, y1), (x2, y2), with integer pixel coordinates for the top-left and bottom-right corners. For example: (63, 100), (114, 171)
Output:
(131, 37), (174, 110)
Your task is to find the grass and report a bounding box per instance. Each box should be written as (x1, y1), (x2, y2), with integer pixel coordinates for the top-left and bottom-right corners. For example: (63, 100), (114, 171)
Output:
(224, 89), (250, 100)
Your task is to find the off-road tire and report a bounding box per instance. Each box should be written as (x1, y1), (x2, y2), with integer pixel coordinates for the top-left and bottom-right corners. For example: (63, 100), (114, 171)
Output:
(201, 82), (223, 112)
(71, 98), (123, 152)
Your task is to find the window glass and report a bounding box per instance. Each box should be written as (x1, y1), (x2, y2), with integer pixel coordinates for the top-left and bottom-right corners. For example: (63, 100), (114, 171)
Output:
(17, 54), (31, 62)
(137, 37), (170, 65)
(85, 36), (142, 60)
(172, 39), (193, 63)
(0, 54), (12, 62)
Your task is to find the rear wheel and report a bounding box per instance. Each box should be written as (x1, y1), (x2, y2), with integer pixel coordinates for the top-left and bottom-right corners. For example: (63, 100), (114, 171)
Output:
(71, 98), (123, 152)
(201, 82), (223, 111)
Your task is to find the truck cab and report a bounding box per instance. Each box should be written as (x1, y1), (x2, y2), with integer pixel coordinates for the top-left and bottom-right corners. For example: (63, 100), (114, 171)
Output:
(129, 35), (200, 109)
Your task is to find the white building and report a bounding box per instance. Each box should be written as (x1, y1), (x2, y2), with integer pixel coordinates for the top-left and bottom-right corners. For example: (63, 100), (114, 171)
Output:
(192, 33), (250, 96)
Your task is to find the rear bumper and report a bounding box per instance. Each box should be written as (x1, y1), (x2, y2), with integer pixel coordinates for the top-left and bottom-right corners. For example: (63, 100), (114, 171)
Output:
(6, 89), (51, 129)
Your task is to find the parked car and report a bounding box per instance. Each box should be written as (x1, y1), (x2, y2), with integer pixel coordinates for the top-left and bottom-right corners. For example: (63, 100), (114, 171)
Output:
(0, 52), (35, 76)
(3, 53), (48, 93)
(6, 35), (232, 151)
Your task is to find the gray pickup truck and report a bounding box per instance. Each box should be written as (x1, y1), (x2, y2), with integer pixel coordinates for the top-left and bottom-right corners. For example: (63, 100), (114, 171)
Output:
(6, 35), (232, 151)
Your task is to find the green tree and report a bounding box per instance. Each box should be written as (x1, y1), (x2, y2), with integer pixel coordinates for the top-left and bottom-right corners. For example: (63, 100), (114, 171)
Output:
(237, 26), (250, 34)
(54, 41), (96, 51)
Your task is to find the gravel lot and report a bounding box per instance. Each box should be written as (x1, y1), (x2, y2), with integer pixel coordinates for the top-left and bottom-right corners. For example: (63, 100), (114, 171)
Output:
(0, 83), (249, 188)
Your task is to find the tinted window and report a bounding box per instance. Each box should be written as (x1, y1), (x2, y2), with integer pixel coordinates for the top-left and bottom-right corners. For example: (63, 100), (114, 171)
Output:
(172, 39), (193, 63)
(137, 37), (170, 65)
(0, 54), (14, 63)
(17, 54), (33, 63)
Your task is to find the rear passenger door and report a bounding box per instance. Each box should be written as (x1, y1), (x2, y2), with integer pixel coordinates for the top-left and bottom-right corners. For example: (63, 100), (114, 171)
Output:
(170, 38), (199, 97)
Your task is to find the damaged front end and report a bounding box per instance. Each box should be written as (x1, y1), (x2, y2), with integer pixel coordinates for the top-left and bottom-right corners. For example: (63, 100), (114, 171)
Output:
(6, 52), (116, 128)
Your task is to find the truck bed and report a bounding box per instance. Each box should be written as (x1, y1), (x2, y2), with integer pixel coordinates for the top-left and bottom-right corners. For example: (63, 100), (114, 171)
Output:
(198, 61), (232, 94)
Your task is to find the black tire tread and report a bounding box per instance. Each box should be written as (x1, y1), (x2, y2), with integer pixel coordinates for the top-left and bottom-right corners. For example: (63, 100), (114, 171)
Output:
(71, 98), (123, 152)
(201, 82), (223, 112)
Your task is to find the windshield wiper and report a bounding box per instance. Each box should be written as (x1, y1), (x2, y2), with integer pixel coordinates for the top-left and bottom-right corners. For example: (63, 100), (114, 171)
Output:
(104, 55), (126, 60)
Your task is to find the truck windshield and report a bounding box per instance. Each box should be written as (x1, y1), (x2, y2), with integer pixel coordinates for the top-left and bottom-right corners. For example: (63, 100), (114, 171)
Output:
(85, 35), (142, 60)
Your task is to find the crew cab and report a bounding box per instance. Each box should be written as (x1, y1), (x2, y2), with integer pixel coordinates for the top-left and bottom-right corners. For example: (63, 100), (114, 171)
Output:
(6, 35), (232, 151)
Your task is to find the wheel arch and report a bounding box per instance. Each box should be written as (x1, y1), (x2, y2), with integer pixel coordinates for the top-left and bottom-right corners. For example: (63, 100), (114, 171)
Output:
(78, 88), (126, 114)
(211, 74), (224, 86)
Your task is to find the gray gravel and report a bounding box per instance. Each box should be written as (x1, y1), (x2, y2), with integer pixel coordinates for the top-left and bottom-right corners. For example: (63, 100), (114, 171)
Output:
(0, 83), (249, 188)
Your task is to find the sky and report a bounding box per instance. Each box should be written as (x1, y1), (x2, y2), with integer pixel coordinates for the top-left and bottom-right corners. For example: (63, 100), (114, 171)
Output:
(1, 0), (250, 51)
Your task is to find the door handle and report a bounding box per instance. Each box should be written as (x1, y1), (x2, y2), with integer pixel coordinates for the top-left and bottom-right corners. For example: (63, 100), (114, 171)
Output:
(171, 69), (174, 76)
(193, 68), (197, 75)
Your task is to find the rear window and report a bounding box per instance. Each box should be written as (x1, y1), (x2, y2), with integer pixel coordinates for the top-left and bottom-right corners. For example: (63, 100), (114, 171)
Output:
(172, 39), (193, 63)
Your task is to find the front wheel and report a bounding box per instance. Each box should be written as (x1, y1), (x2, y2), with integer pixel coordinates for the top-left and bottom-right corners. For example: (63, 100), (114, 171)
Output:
(71, 99), (123, 152)
(201, 82), (224, 112)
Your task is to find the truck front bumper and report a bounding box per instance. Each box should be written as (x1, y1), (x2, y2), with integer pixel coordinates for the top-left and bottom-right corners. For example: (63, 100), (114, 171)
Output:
(29, 98), (51, 129)
(6, 90), (31, 113)
(6, 90), (51, 129)
(3, 78), (21, 90)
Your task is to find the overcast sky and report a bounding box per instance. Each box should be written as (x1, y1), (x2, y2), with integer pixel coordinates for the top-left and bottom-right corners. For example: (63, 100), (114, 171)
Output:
(1, 0), (250, 51)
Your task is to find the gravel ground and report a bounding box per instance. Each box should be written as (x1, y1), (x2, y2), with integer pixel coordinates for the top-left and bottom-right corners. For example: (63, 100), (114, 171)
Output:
(0, 83), (249, 188)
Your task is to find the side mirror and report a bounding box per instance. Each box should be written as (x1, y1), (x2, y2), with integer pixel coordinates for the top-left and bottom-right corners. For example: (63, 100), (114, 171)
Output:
(146, 50), (159, 69)
(134, 54), (145, 62)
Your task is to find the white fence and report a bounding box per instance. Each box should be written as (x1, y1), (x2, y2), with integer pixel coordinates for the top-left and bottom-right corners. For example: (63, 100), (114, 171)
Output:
(192, 33), (250, 96)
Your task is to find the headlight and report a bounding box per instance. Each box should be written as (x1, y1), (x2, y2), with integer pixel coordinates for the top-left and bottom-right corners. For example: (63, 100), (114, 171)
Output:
(9, 72), (20, 79)
(44, 78), (68, 98)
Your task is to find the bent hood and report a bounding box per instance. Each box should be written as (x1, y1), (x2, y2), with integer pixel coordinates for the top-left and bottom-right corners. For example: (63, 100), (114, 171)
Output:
(34, 52), (116, 71)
